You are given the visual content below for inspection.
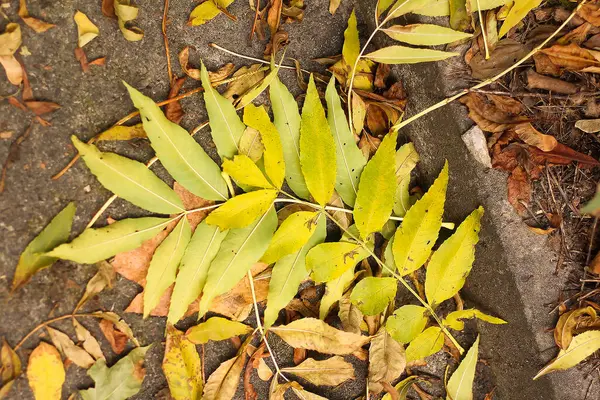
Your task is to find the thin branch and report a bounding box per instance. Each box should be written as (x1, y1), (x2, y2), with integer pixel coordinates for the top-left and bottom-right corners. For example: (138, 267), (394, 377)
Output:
(476, 0), (490, 60)
(162, 0), (173, 83)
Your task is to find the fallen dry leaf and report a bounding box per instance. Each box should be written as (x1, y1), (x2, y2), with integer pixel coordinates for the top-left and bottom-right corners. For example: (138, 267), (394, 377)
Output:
(18, 0), (55, 33)
(76, 260), (116, 311)
(0, 339), (21, 397)
(74, 10), (99, 48)
(46, 326), (95, 369)
(554, 306), (597, 349)
(526, 69), (578, 94)
(513, 122), (558, 152)
(73, 319), (104, 360)
(165, 77), (186, 124)
(540, 43), (600, 71)
(26, 342), (64, 400)
(99, 319), (129, 354)
(507, 165), (531, 214)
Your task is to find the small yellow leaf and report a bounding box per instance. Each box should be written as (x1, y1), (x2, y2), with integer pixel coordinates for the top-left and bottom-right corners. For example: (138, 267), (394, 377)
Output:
(262, 211), (319, 264)
(163, 325), (203, 400)
(405, 326), (444, 362)
(342, 10), (360, 68)
(74, 11), (99, 48)
(223, 155), (273, 189)
(365, 45), (458, 64)
(239, 127), (265, 162)
(188, 0), (235, 26)
(306, 242), (369, 283)
(385, 305), (428, 344)
(350, 277), (397, 316)
(97, 124), (146, 141)
(27, 342), (65, 400)
(382, 24), (472, 46)
(205, 189), (278, 230)
(114, 0), (144, 41)
(0, 23), (22, 56)
(443, 309), (506, 331)
(499, 0), (542, 37)
(185, 317), (252, 344)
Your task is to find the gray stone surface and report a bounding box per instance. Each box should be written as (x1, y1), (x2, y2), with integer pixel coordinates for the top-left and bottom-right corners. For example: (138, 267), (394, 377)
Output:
(0, 0), (596, 399)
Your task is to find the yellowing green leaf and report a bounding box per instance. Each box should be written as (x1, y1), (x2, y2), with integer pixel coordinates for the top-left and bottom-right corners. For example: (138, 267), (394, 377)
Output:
(350, 277), (397, 316)
(354, 132), (397, 239)
(325, 77), (366, 207)
(12, 202), (75, 291)
(144, 217), (192, 317)
(307, 241), (369, 283)
(446, 336), (479, 400)
(239, 126), (265, 163)
(270, 317), (370, 355)
(27, 342), (64, 400)
(264, 214), (326, 328)
(536, 330), (600, 379)
(80, 346), (149, 400)
(74, 11), (99, 48)
(125, 83), (229, 201)
(169, 221), (228, 324)
(365, 46), (458, 64)
(394, 143), (419, 217)
(198, 207), (277, 317)
(243, 104), (285, 188)
(46, 326), (95, 369)
(114, 0), (144, 41)
(378, 0), (396, 17)
(186, 317), (252, 344)
(223, 155), (272, 189)
(425, 206), (483, 307)
(443, 309), (506, 331)
(262, 211), (319, 264)
(97, 123), (146, 141)
(393, 162), (448, 276)
(201, 62), (245, 160)
(385, 305), (429, 344)
(405, 326), (444, 363)
(319, 267), (356, 319)
(499, 0), (542, 38)
(387, 0), (431, 18)
(383, 24), (472, 46)
(203, 337), (251, 400)
(270, 75), (310, 199)
(205, 189), (277, 230)
(188, 0), (235, 26)
(73, 136), (185, 214)
(343, 10), (359, 68)
(411, 0), (511, 16)
(368, 328), (406, 394)
(48, 216), (173, 264)
(163, 326), (203, 400)
(237, 65), (280, 110)
(300, 75), (337, 206)
(281, 356), (355, 386)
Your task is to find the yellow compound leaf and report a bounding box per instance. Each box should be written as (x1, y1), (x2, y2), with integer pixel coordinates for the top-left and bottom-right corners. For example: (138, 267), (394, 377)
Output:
(74, 11), (99, 48)
(27, 342), (65, 400)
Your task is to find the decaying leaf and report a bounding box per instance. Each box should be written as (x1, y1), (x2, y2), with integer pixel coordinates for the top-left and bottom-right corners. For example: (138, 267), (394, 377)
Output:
(513, 123), (557, 152)
(97, 124), (146, 141)
(80, 346), (149, 400)
(186, 317), (252, 344)
(281, 356), (355, 386)
(27, 342), (65, 400)
(0, 23), (23, 85)
(535, 330), (600, 379)
(443, 309), (506, 331)
(554, 306), (597, 349)
(0, 340), (21, 398)
(114, 0), (144, 41)
(76, 260), (116, 311)
(73, 319), (104, 361)
(368, 328), (406, 394)
(203, 337), (252, 400)
(18, 0), (55, 33)
(338, 295), (364, 334)
(74, 11), (99, 48)
(99, 319), (129, 355)
(270, 317), (370, 354)
(46, 326), (95, 369)
(163, 325), (203, 400)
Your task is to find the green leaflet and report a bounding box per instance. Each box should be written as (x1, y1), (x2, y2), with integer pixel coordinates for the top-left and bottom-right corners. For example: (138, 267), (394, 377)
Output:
(582, 184), (600, 215)
(382, 24), (472, 46)
(300, 75), (337, 206)
(237, 65), (280, 109)
(385, 305), (428, 344)
(223, 155), (273, 189)
(72, 136), (184, 214)
(198, 207), (277, 317)
(163, 326), (203, 400)
(425, 206), (483, 307)
(449, 0), (470, 31)
(243, 104), (285, 189)
(319, 267), (355, 319)
(262, 211), (319, 264)
(185, 317), (252, 344)
(168, 221), (228, 324)
(354, 132), (397, 239)
(269, 75), (309, 199)
(144, 218), (191, 317)
(393, 162), (448, 276)
(342, 10), (359, 68)
(382, 376), (421, 400)
(443, 309), (506, 331)
(80, 346), (150, 400)
(307, 242), (369, 283)
(393, 143), (420, 217)
(48, 217), (173, 264)
(350, 277), (397, 316)
(264, 214), (326, 328)
(499, 0), (543, 38)
(200, 62), (246, 160)
(405, 326), (444, 363)
(325, 77), (366, 207)
(124, 83), (229, 201)
(535, 331), (600, 379)
(13, 203), (76, 291)
(205, 189), (278, 230)
(365, 46), (458, 64)
(377, 0), (395, 17)
(393, 0), (509, 17)
(386, 0), (433, 19)
(446, 336), (479, 400)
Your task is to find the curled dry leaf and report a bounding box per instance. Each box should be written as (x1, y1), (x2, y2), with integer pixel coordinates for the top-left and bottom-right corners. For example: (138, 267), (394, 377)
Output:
(46, 327), (95, 369)
(0, 340), (21, 398)
(18, 0), (55, 33)
(368, 328), (406, 394)
(99, 319), (129, 355)
(513, 123), (558, 152)
(93, 311), (139, 346)
(281, 356), (355, 386)
(0, 23), (23, 85)
(73, 319), (104, 360)
(27, 342), (65, 400)
(540, 43), (600, 71)
(165, 77), (186, 124)
(203, 337), (252, 400)
(74, 11), (99, 48)
(114, 0), (144, 41)
(188, 0), (236, 26)
(554, 306), (597, 349)
(76, 260), (116, 311)
(535, 331), (600, 379)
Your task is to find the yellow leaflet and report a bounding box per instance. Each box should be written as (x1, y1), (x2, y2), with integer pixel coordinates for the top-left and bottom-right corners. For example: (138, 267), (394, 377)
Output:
(499, 0), (542, 37)
(163, 326), (203, 400)
(446, 336), (479, 400)
(186, 317), (252, 344)
(365, 45), (458, 64)
(443, 309), (506, 331)
(205, 189), (278, 230)
(306, 241), (369, 283)
(223, 155), (273, 189)
(74, 11), (99, 48)
(27, 342), (65, 400)
(342, 10), (359, 69)
(405, 326), (444, 362)
(350, 277), (397, 316)
(382, 24), (472, 46)
(535, 331), (600, 379)
(262, 211), (319, 264)
(385, 304), (428, 344)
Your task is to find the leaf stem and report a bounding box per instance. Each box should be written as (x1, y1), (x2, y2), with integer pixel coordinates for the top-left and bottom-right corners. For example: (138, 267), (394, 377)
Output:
(476, 0), (490, 60)
(322, 210), (465, 354)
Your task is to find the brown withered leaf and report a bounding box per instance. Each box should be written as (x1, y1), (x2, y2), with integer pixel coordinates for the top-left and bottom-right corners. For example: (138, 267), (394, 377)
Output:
(99, 319), (128, 354)
(359, 132), (381, 159)
(224, 64), (265, 101)
(368, 328), (406, 394)
(366, 105), (389, 136)
(73, 319), (104, 360)
(540, 43), (600, 71)
(24, 101), (60, 116)
(265, 29), (289, 57)
(374, 63), (390, 89)
(487, 94), (523, 115)
(203, 337), (253, 400)
(579, 3), (600, 27)
(507, 165), (531, 214)
(92, 311), (139, 347)
(469, 39), (529, 79)
(0, 339), (21, 398)
(590, 251), (600, 275)
(526, 69), (578, 94)
(327, 191), (352, 230)
(101, 0), (116, 18)
(178, 47), (201, 80)
(584, 33), (600, 49)
(338, 296), (363, 335)
(460, 93), (528, 125)
(554, 306), (597, 349)
(529, 142), (600, 169)
(18, 0), (55, 33)
(281, 356), (355, 386)
(267, 0), (283, 35)
(533, 52), (562, 76)
(46, 326), (95, 369)
(513, 122), (558, 152)
(282, 0), (305, 23)
(165, 77), (186, 124)
(75, 260), (116, 311)
(558, 22), (593, 45)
